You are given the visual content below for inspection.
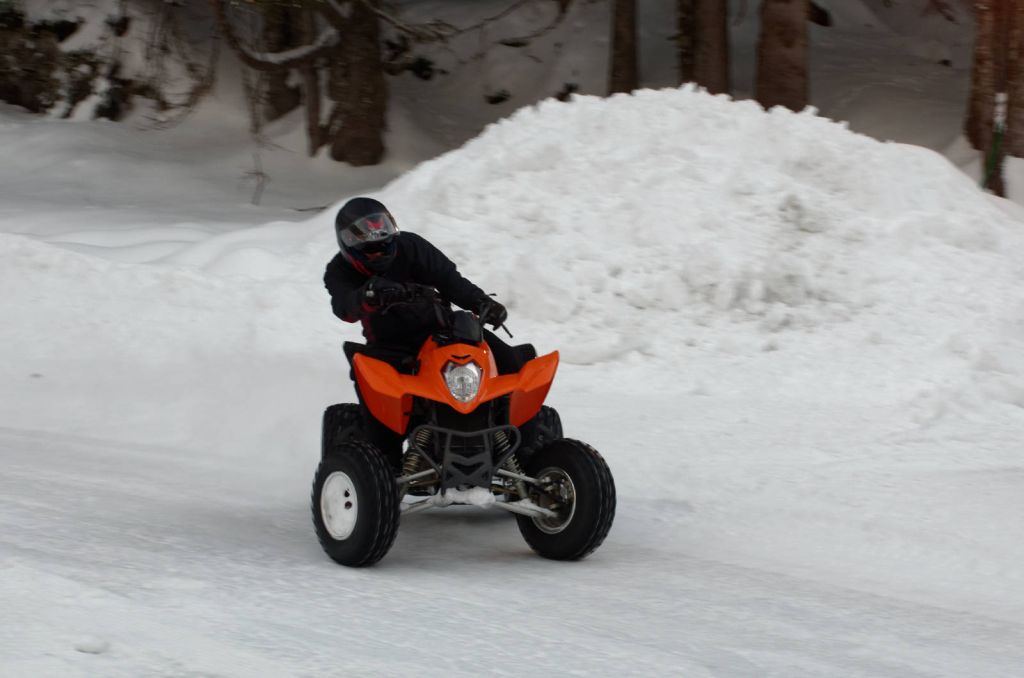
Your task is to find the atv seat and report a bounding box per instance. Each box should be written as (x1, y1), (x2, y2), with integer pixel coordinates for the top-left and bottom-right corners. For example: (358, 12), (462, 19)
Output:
(509, 343), (537, 371)
(343, 342), (418, 376)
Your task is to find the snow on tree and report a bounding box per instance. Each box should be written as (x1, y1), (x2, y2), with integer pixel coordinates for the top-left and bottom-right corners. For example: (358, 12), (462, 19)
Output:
(0, 1), (216, 121)
(210, 0), (387, 166)
(213, 0), (576, 165)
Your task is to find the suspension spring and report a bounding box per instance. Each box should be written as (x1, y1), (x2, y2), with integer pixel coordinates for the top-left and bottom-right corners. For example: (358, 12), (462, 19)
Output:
(414, 427), (433, 453)
(403, 428), (433, 477)
(494, 430), (513, 458)
(402, 451), (425, 478)
(497, 431), (528, 500)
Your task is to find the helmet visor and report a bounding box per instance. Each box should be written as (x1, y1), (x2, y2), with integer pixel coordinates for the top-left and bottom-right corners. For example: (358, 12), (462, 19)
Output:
(339, 212), (399, 251)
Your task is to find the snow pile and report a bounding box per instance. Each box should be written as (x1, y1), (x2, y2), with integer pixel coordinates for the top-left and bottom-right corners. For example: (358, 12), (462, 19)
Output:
(0, 227), (341, 470)
(386, 89), (991, 329)
(4, 87), (1024, 435)
(371, 88), (1024, 410)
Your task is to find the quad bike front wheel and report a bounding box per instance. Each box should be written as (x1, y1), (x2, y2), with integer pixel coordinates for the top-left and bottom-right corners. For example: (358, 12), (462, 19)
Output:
(519, 405), (563, 463)
(516, 438), (616, 560)
(311, 439), (400, 567)
(321, 403), (363, 459)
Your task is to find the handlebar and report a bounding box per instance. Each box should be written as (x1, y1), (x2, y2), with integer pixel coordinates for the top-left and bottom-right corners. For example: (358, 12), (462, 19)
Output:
(476, 298), (512, 338)
(401, 283), (443, 303)
(379, 284), (512, 337)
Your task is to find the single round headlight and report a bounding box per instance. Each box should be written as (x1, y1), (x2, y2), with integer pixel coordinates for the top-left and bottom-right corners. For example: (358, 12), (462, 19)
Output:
(443, 361), (482, 403)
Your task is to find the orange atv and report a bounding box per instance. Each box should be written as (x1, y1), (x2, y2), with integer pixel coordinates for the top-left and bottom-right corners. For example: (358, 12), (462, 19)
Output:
(311, 284), (616, 567)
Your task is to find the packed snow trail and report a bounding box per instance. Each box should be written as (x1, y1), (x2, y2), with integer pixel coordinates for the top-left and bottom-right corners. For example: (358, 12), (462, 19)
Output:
(3, 415), (1024, 678)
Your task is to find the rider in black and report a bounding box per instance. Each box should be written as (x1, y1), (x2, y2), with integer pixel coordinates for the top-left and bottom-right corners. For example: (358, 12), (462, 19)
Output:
(324, 196), (523, 381)
(325, 197), (537, 468)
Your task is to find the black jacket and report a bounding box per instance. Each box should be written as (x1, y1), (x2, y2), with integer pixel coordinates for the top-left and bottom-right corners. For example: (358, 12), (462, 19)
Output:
(324, 231), (486, 347)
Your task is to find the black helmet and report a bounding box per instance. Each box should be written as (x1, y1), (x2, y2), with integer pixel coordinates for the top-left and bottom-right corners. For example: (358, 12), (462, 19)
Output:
(334, 197), (400, 274)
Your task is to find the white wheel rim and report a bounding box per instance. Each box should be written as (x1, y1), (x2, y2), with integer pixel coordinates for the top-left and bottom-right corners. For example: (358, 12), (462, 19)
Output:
(532, 466), (577, 535)
(321, 471), (359, 540)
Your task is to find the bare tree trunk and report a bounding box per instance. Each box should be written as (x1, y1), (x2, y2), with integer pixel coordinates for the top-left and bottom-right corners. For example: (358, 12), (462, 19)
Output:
(302, 67), (321, 156)
(969, 0), (1018, 195)
(328, 1), (386, 166)
(210, 0), (389, 166)
(694, 0), (729, 94)
(300, 10), (322, 157)
(755, 0), (809, 111)
(966, 2), (996, 149)
(677, 0), (696, 83)
(260, 3), (301, 121)
(988, 0), (1010, 195)
(609, 0), (638, 94)
(1005, 0), (1024, 156)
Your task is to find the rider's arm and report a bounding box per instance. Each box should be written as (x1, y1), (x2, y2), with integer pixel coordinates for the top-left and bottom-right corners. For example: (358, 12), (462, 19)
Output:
(324, 257), (370, 323)
(404, 232), (487, 311)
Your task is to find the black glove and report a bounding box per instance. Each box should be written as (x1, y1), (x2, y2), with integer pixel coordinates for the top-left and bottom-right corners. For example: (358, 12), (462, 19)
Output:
(478, 298), (508, 328)
(363, 276), (407, 308)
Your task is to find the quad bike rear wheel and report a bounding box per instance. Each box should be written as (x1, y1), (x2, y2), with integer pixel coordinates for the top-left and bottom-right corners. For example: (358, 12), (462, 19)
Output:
(311, 439), (400, 567)
(516, 438), (615, 560)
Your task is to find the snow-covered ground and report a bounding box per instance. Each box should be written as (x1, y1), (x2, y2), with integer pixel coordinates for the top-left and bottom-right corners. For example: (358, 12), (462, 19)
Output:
(3, 1), (1024, 675)
(4, 83), (1024, 675)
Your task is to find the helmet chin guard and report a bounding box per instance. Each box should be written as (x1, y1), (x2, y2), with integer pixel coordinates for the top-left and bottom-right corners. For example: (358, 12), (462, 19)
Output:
(343, 239), (398, 274)
(335, 197), (400, 274)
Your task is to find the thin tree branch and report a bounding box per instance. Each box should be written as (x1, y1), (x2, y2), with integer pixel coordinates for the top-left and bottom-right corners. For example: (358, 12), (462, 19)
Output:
(924, 0), (958, 22)
(353, 0), (571, 45)
(210, 0), (339, 71)
(353, 0), (459, 43)
(320, 0), (352, 31)
(495, 0), (575, 46)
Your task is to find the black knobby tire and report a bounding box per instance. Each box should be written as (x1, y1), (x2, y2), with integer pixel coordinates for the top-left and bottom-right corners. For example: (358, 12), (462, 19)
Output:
(321, 403), (362, 459)
(516, 438), (615, 561)
(311, 439), (400, 567)
(519, 405), (563, 462)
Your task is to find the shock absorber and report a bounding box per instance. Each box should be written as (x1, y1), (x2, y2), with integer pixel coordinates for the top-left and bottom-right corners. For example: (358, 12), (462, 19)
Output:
(496, 430), (528, 500)
(494, 429), (512, 458)
(402, 451), (425, 478)
(402, 428), (433, 478)
(414, 427), (433, 455)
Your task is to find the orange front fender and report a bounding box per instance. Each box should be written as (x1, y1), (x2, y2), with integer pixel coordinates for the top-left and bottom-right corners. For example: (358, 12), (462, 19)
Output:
(490, 352), (559, 427)
(353, 354), (415, 435)
(353, 350), (560, 434)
